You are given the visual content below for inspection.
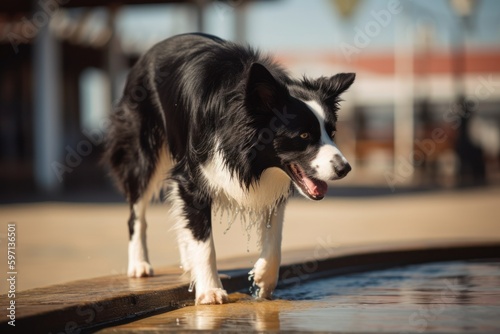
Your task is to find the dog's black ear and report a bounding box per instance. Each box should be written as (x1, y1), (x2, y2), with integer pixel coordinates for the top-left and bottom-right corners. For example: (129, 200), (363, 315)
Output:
(317, 73), (355, 109)
(327, 73), (356, 95)
(246, 63), (287, 110)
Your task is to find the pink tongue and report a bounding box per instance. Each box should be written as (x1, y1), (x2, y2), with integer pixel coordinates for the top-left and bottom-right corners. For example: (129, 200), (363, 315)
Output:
(303, 176), (328, 197)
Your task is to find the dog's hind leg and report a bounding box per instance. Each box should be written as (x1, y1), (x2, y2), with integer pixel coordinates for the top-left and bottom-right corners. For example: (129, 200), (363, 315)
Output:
(251, 203), (286, 299)
(169, 176), (228, 305)
(127, 194), (153, 277)
(126, 151), (170, 277)
(104, 96), (169, 277)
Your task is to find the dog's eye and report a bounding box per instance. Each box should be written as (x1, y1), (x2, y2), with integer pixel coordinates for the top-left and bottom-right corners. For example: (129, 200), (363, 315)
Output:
(299, 133), (310, 140)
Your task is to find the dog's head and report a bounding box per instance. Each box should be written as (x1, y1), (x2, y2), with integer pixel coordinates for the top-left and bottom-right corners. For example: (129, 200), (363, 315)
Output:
(246, 63), (355, 200)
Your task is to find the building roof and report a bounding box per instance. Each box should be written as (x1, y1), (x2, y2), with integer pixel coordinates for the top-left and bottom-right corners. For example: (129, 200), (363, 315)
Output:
(276, 49), (500, 75)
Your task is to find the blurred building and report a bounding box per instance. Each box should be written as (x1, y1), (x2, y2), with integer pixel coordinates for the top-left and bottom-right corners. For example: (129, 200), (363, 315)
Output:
(277, 38), (500, 187)
(0, 0), (250, 196)
(0, 0), (499, 198)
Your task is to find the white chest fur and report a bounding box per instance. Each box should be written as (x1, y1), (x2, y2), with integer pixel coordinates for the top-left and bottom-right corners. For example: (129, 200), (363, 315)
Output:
(200, 151), (291, 214)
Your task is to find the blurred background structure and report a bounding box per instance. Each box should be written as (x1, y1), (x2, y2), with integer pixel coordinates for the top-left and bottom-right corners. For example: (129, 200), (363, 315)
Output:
(0, 0), (499, 199)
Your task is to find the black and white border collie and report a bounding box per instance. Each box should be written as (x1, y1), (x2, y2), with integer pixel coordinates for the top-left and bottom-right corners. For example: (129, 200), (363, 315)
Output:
(104, 33), (354, 305)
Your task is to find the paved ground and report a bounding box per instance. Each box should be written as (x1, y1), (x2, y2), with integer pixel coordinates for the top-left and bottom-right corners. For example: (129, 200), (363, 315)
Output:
(1, 186), (499, 295)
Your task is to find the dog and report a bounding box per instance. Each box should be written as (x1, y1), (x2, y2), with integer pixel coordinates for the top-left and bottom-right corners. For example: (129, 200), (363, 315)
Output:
(104, 33), (354, 305)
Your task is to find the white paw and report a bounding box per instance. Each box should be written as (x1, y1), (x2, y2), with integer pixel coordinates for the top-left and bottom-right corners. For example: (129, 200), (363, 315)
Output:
(196, 288), (229, 305)
(128, 261), (154, 278)
(250, 259), (279, 299)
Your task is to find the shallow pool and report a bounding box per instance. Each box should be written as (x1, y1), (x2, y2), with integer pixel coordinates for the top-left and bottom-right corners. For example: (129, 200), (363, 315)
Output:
(101, 259), (500, 332)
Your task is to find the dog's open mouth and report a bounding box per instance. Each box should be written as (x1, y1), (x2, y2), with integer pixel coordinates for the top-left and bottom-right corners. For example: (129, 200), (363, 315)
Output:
(286, 163), (328, 200)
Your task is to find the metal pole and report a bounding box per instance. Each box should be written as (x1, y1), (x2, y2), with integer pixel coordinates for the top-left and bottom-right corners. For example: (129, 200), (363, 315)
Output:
(195, 0), (207, 33)
(234, 1), (247, 44)
(393, 13), (415, 184)
(107, 6), (125, 104)
(33, 21), (62, 193)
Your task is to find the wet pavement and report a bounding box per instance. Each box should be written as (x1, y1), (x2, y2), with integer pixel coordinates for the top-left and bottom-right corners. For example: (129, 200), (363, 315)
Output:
(100, 259), (500, 333)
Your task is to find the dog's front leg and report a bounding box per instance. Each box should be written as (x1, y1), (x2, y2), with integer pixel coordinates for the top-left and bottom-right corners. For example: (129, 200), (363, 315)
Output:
(170, 180), (228, 305)
(251, 203), (285, 299)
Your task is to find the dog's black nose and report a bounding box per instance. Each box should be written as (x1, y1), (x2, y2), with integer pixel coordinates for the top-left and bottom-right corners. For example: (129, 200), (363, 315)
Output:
(335, 163), (352, 178)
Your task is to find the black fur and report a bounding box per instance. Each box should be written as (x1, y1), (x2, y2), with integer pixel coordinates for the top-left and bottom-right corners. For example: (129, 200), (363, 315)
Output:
(103, 33), (355, 242)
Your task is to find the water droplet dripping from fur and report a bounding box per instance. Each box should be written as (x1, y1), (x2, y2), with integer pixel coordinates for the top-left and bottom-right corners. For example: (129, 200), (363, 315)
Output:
(213, 197), (282, 239)
(266, 207), (273, 229)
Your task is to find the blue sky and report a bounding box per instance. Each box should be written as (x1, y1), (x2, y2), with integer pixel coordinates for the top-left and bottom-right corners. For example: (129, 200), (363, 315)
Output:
(116, 0), (500, 53)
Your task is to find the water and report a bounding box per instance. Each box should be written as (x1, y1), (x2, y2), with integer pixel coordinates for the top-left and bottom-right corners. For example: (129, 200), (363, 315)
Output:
(213, 199), (279, 253)
(213, 198), (280, 235)
(187, 280), (194, 293)
(102, 259), (500, 332)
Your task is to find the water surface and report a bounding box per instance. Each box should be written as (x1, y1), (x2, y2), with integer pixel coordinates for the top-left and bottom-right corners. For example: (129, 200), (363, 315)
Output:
(101, 259), (500, 332)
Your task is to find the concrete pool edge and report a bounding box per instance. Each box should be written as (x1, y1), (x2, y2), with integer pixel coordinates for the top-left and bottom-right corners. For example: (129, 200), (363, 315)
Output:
(1, 239), (500, 332)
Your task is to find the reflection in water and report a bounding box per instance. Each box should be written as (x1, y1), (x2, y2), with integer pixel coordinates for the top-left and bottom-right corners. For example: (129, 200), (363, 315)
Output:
(105, 260), (500, 332)
(119, 293), (320, 331)
(174, 294), (292, 331)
